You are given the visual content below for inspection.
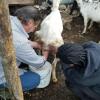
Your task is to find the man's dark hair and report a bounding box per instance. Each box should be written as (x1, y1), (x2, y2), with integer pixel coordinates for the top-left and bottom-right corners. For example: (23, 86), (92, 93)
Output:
(15, 6), (42, 24)
(57, 43), (87, 67)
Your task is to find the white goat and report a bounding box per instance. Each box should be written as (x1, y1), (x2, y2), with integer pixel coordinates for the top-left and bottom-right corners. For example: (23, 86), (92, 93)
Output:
(76, 0), (100, 34)
(35, 0), (64, 82)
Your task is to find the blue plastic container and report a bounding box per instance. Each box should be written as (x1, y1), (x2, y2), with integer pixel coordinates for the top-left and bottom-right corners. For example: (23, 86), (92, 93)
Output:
(49, 0), (74, 4)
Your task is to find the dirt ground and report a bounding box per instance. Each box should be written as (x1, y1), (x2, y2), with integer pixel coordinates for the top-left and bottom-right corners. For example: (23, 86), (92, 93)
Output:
(63, 15), (100, 43)
(24, 14), (100, 100)
(24, 62), (79, 100)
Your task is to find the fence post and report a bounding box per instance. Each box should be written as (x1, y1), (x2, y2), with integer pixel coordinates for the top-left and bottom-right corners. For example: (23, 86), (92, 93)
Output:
(0, 0), (24, 99)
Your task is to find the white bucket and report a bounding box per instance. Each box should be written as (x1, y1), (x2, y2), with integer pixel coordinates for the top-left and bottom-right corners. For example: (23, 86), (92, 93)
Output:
(29, 61), (52, 88)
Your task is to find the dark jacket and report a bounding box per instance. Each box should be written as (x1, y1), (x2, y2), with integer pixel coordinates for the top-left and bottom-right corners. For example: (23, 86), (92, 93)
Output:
(62, 41), (100, 100)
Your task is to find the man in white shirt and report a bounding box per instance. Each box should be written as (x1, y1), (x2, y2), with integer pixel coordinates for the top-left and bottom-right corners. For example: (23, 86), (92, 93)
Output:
(0, 6), (52, 91)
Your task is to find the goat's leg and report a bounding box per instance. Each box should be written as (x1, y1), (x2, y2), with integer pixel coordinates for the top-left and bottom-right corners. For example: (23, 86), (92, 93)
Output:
(52, 57), (59, 83)
(88, 20), (93, 29)
(81, 16), (89, 34)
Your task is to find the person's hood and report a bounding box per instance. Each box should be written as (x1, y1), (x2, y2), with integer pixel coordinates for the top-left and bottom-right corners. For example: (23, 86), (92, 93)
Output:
(83, 41), (100, 78)
(10, 16), (29, 39)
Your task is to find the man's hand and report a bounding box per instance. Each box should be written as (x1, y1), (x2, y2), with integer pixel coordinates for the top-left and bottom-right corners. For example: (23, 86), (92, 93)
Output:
(42, 49), (49, 60)
(48, 45), (57, 55)
(32, 41), (42, 49)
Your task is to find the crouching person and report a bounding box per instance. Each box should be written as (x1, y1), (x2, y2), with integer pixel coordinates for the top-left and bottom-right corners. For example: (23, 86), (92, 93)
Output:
(57, 41), (100, 100)
(0, 6), (52, 91)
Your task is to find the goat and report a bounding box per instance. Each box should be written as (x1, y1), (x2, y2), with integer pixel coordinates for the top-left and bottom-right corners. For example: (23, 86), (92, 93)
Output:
(35, 0), (64, 83)
(76, 0), (100, 34)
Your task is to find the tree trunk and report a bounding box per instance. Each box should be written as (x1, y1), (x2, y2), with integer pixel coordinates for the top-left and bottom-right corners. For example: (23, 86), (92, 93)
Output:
(0, 0), (24, 100)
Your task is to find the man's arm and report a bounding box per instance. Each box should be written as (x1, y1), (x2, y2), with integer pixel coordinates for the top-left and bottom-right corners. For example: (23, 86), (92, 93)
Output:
(15, 42), (46, 69)
(28, 40), (42, 49)
(82, 41), (99, 49)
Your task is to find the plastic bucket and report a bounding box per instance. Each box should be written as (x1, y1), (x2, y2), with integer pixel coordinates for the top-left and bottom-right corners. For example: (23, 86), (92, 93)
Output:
(29, 62), (52, 88)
